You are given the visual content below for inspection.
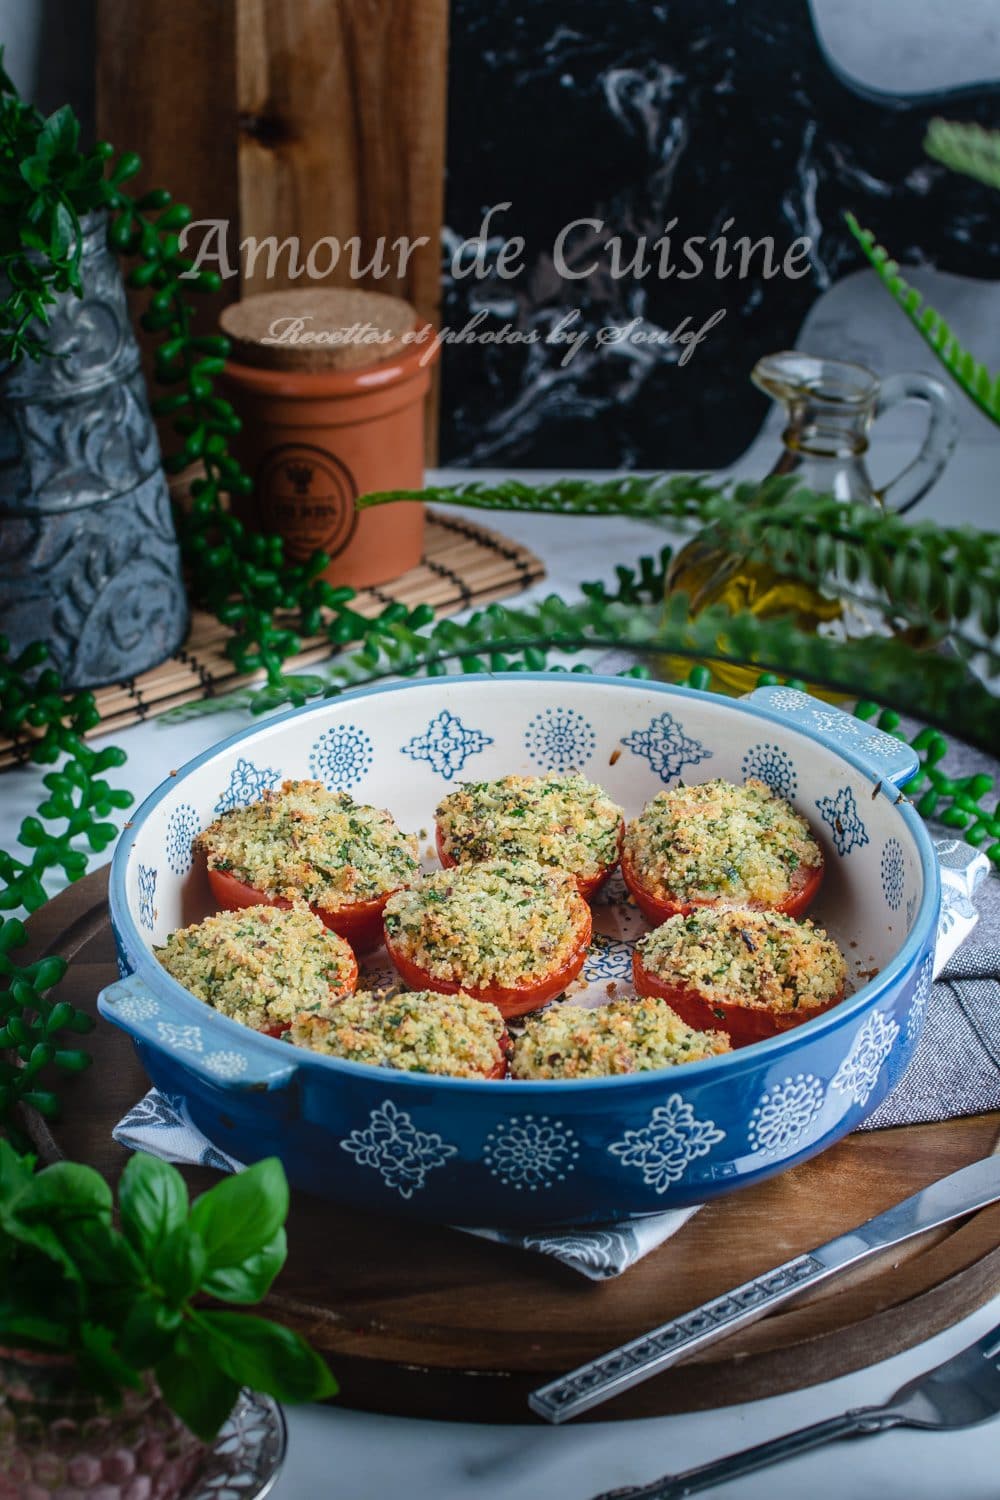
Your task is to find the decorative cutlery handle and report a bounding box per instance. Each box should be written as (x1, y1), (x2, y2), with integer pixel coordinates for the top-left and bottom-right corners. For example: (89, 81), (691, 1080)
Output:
(591, 1407), (899, 1499)
(529, 1251), (828, 1423)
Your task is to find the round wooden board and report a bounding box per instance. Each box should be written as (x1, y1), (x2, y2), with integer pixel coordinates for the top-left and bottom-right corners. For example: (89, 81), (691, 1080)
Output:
(19, 868), (1000, 1424)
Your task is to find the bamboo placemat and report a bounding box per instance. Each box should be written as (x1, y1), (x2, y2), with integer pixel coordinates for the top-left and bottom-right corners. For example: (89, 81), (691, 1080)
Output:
(0, 512), (544, 768)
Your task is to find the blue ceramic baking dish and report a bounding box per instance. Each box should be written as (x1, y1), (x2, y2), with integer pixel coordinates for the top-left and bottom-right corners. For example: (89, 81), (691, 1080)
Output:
(99, 676), (938, 1229)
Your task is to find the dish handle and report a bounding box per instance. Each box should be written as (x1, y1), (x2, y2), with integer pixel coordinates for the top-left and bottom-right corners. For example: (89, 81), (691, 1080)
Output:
(744, 687), (918, 788)
(98, 974), (299, 1094)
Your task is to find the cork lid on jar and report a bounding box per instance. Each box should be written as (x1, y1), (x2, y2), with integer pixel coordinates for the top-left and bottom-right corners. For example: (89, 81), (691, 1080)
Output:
(219, 288), (418, 373)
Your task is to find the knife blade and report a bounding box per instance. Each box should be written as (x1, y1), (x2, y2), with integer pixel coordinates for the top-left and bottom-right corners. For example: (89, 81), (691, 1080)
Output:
(528, 1152), (1000, 1424)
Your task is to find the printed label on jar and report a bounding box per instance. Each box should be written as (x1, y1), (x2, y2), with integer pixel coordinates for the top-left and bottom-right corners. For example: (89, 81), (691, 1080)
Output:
(256, 444), (358, 561)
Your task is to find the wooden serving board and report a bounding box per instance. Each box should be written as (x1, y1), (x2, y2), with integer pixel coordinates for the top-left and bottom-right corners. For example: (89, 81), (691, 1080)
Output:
(19, 870), (1000, 1423)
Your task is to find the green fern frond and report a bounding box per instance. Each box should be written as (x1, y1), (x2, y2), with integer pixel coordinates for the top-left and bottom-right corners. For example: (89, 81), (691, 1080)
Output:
(925, 118), (1000, 191)
(845, 213), (1000, 427)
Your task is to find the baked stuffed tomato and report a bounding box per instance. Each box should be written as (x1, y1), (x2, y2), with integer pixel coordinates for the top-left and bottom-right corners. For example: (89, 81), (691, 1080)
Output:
(382, 858), (592, 1020)
(435, 772), (624, 900)
(632, 907), (847, 1046)
(197, 779), (419, 953)
(510, 995), (729, 1079)
(156, 902), (358, 1037)
(621, 778), (823, 924)
(289, 988), (510, 1080)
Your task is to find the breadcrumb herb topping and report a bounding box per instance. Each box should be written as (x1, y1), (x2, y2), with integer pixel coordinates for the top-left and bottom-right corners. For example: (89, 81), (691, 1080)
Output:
(197, 779), (419, 913)
(157, 903), (355, 1031)
(436, 772), (623, 881)
(624, 778), (821, 906)
(637, 908), (847, 1015)
(290, 989), (507, 1078)
(511, 998), (730, 1079)
(383, 859), (590, 988)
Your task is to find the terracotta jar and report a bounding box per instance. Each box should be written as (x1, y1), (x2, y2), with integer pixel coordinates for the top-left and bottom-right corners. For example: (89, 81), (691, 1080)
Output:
(219, 289), (437, 590)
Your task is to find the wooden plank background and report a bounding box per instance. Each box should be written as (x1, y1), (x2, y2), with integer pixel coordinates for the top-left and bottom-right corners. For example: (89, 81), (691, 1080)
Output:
(96, 0), (448, 458)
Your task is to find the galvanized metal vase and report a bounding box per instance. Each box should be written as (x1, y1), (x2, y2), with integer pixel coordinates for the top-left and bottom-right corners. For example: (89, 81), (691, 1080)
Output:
(0, 211), (188, 689)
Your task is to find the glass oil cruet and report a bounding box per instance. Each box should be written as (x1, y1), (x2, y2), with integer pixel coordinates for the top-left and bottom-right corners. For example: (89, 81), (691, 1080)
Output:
(664, 351), (957, 695)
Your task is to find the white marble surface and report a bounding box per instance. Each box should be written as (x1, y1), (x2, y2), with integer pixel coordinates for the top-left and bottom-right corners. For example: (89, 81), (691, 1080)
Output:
(4, 269), (1000, 1497)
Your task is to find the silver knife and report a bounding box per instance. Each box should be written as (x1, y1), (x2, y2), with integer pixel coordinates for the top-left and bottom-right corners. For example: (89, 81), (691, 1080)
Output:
(529, 1153), (1000, 1424)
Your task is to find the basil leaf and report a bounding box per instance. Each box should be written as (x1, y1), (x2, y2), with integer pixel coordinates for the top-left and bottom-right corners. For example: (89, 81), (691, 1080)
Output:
(119, 1294), (184, 1367)
(189, 1159), (288, 1273)
(152, 1224), (207, 1306)
(195, 1310), (337, 1403)
(20, 1160), (112, 1220)
(201, 1227), (286, 1304)
(119, 1154), (188, 1259)
(156, 1327), (241, 1442)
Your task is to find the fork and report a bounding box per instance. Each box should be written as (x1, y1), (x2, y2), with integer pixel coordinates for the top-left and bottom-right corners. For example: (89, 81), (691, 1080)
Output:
(590, 1322), (1000, 1499)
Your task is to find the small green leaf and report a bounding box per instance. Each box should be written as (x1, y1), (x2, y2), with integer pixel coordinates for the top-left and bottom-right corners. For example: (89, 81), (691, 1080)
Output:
(156, 1326), (241, 1441)
(201, 1227), (286, 1304)
(195, 1310), (337, 1403)
(152, 1223), (207, 1305)
(119, 1153), (188, 1258)
(189, 1158), (288, 1273)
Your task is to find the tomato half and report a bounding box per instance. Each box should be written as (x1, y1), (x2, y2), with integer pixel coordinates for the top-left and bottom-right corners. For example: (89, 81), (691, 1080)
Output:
(632, 949), (843, 1047)
(485, 1031), (512, 1080)
(619, 847), (823, 926)
(207, 866), (390, 954)
(434, 825), (621, 902)
(383, 909), (592, 1021)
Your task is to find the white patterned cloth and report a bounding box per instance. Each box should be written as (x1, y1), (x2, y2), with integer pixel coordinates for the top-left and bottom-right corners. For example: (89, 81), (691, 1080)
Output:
(113, 839), (992, 1281)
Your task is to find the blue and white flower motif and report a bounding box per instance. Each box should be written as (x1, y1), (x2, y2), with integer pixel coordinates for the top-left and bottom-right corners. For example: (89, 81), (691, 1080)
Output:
(815, 786), (869, 857)
(621, 712), (712, 785)
(137, 864), (157, 931)
(340, 1098), (458, 1198)
(583, 933), (634, 983)
(763, 691), (900, 759)
(165, 803), (199, 876)
(157, 1021), (203, 1053)
(402, 710), (493, 780)
(203, 1050), (249, 1080)
(115, 991), (159, 1024)
(309, 724), (374, 790)
(832, 1010), (899, 1107)
(483, 1115), (580, 1191)
(881, 838), (905, 910)
(905, 954), (934, 1044)
(214, 757), (281, 814)
(748, 1074), (825, 1156)
(524, 708), (596, 771)
(608, 1094), (725, 1193)
(741, 742), (797, 799)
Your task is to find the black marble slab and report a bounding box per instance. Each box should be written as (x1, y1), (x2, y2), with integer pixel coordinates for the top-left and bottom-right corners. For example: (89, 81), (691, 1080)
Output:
(441, 0), (1000, 468)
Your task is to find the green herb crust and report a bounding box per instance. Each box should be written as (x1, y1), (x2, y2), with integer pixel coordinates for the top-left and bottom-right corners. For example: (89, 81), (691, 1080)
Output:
(157, 902), (356, 1031)
(436, 771), (623, 881)
(624, 778), (821, 905)
(636, 907), (847, 1015)
(290, 988), (507, 1078)
(383, 858), (589, 988)
(197, 778), (419, 913)
(511, 997), (730, 1079)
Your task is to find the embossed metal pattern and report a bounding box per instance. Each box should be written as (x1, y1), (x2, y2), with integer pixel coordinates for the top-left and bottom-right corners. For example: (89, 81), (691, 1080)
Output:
(0, 211), (187, 687)
(529, 1254), (825, 1420)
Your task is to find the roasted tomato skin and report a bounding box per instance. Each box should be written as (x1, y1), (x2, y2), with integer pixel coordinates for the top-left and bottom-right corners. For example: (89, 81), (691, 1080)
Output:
(486, 1032), (512, 1080)
(434, 825), (622, 902)
(619, 848), (823, 926)
(632, 950), (843, 1047)
(383, 909), (592, 1021)
(207, 866), (388, 954)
